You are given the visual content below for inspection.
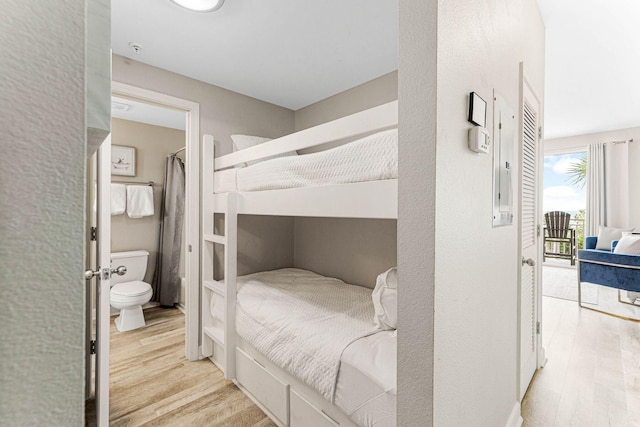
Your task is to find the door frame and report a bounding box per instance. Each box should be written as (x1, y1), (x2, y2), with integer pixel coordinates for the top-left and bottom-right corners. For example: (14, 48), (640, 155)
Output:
(111, 82), (201, 361)
(517, 64), (546, 401)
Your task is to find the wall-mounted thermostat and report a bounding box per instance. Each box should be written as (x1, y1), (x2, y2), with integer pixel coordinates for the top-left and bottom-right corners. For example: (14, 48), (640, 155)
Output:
(468, 126), (490, 154)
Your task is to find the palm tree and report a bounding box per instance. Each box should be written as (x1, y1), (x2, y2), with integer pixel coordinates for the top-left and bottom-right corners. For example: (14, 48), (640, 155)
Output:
(565, 152), (586, 189)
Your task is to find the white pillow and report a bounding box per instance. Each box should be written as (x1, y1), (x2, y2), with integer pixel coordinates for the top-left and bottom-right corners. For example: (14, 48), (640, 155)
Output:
(596, 225), (634, 250)
(372, 267), (397, 330)
(231, 134), (297, 166)
(613, 233), (640, 255)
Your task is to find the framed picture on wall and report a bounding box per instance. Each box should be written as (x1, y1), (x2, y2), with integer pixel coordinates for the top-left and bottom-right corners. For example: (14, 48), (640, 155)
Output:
(111, 145), (136, 176)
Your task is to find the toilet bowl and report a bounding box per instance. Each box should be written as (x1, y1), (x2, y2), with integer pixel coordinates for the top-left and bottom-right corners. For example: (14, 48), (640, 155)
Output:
(110, 250), (153, 332)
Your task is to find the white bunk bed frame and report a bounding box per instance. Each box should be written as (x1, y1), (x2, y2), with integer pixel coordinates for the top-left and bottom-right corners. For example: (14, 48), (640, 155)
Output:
(201, 101), (398, 427)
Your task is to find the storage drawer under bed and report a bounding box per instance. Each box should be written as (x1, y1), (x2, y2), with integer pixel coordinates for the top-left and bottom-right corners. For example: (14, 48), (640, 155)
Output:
(290, 390), (340, 427)
(236, 347), (289, 425)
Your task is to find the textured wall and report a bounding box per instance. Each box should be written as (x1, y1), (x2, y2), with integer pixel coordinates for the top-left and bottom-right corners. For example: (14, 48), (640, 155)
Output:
(397, 0), (438, 425)
(433, 0), (545, 425)
(0, 0), (86, 424)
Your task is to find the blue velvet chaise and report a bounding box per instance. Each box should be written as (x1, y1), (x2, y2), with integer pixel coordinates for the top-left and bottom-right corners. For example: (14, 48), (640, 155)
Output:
(577, 235), (640, 319)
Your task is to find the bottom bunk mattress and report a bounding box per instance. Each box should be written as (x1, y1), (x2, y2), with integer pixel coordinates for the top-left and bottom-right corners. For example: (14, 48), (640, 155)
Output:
(236, 268), (396, 427)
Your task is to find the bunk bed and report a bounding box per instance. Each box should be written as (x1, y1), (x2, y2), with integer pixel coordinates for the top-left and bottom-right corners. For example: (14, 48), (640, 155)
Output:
(201, 101), (398, 427)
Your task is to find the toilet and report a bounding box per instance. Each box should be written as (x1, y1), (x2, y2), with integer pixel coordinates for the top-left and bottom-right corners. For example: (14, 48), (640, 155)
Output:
(110, 250), (153, 332)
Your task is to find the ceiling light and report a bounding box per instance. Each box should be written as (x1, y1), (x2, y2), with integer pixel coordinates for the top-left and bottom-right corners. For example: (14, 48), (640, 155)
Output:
(170, 0), (224, 12)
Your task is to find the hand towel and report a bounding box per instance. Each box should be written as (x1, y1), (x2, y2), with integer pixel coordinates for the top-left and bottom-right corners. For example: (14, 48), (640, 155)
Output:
(111, 184), (126, 215)
(126, 185), (154, 218)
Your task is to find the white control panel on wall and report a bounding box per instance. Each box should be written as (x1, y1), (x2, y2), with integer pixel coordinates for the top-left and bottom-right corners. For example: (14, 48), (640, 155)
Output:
(468, 126), (491, 153)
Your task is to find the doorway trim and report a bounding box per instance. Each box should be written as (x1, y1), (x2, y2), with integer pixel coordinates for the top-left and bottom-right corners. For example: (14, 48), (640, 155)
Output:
(112, 82), (201, 361)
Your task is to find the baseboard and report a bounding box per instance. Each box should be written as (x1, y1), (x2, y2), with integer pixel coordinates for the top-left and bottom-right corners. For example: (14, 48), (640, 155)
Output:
(176, 303), (186, 314)
(505, 402), (523, 427)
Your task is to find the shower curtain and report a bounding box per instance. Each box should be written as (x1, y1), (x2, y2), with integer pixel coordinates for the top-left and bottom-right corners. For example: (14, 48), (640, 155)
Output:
(152, 155), (185, 306)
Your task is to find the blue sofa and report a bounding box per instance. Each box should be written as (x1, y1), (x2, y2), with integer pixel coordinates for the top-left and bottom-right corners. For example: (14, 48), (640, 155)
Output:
(577, 236), (640, 317)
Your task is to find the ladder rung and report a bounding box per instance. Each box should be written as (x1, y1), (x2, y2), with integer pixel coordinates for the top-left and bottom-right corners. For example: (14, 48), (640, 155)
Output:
(204, 233), (226, 245)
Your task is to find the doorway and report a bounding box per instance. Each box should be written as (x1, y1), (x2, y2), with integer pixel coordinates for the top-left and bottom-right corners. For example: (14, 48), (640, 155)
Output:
(86, 83), (200, 425)
(111, 82), (201, 362)
(541, 150), (587, 315)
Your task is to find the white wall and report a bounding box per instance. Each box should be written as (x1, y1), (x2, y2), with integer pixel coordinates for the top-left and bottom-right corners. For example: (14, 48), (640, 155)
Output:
(112, 55), (295, 156)
(399, 0), (545, 425)
(0, 0), (86, 423)
(433, 0), (545, 425)
(545, 126), (640, 229)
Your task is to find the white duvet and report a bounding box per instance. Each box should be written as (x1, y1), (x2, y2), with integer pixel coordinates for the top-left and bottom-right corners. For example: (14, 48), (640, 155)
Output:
(214, 129), (397, 193)
(235, 268), (380, 402)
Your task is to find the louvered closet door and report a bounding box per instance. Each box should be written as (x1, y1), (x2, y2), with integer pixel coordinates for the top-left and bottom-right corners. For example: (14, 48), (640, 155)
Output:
(519, 81), (541, 400)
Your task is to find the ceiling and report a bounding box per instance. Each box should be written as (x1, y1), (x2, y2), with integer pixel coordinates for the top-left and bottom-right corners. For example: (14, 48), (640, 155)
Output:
(111, 0), (398, 111)
(536, 0), (640, 139)
(111, 0), (639, 139)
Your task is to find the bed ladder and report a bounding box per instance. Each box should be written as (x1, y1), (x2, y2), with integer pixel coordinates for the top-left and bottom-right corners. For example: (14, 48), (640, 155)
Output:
(201, 134), (237, 380)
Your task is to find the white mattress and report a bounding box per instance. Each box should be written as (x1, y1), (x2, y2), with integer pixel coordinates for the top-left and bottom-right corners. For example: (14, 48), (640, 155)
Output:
(336, 331), (397, 427)
(235, 268), (396, 427)
(214, 129), (397, 193)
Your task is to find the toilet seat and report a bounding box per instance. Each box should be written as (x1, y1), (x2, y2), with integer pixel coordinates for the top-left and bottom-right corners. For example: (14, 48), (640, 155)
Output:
(111, 281), (151, 297)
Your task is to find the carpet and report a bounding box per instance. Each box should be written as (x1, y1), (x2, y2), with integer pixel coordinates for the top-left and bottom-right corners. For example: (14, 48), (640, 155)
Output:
(542, 266), (598, 304)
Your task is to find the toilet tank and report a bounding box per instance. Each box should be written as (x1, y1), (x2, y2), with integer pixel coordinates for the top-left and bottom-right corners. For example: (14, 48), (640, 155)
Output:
(110, 250), (150, 285)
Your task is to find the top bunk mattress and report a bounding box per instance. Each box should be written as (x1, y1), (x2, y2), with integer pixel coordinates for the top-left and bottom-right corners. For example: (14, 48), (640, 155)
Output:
(214, 128), (397, 193)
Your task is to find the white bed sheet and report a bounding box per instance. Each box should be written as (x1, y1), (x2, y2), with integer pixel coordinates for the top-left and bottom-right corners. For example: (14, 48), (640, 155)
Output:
(215, 129), (397, 193)
(335, 331), (397, 427)
(235, 268), (396, 427)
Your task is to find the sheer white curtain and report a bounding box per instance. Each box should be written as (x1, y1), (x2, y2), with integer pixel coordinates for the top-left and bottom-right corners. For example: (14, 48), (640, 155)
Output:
(585, 143), (606, 237)
(605, 142), (630, 228)
(585, 142), (630, 237)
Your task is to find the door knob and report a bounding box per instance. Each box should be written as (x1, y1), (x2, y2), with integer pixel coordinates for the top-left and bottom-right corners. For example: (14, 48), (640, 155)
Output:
(522, 257), (535, 267)
(84, 269), (100, 280)
(111, 265), (127, 276)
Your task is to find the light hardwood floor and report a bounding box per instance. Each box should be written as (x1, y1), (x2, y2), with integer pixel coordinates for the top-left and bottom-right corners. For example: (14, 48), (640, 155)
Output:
(522, 296), (640, 427)
(87, 307), (275, 427)
(90, 297), (640, 426)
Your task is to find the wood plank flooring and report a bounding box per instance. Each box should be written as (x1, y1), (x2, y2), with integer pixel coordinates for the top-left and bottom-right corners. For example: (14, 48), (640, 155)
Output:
(522, 296), (640, 427)
(87, 307), (275, 427)
(89, 297), (640, 426)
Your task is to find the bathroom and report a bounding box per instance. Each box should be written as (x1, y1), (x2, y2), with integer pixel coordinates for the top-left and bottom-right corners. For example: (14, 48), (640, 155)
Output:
(108, 97), (188, 326)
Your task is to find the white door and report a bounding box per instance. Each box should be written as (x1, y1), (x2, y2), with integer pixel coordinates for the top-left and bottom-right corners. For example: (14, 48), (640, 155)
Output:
(519, 78), (541, 399)
(85, 136), (112, 425)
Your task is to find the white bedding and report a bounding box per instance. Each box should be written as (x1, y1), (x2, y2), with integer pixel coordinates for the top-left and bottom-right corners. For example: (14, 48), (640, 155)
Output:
(235, 268), (380, 402)
(236, 268), (397, 427)
(215, 129), (397, 193)
(336, 331), (397, 427)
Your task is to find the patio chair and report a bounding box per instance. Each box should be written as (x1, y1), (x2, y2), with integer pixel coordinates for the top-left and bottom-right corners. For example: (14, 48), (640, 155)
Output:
(543, 211), (576, 266)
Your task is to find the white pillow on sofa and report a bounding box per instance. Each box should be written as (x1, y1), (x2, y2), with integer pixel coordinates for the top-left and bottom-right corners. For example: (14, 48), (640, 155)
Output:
(372, 267), (397, 330)
(613, 233), (640, 255)
(596, 225), (634, 250)
(231, 134), (297, 166)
